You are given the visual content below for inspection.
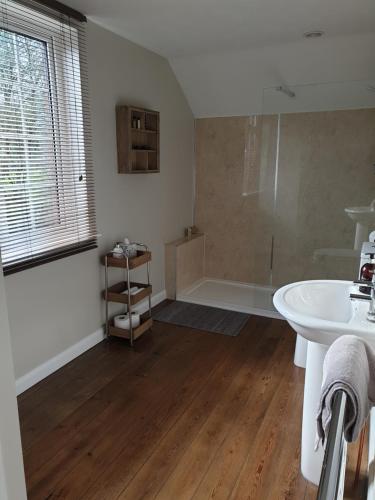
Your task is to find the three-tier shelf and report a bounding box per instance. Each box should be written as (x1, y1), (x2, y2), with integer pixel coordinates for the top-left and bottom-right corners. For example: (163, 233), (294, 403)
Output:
(102, 244), (152, 346)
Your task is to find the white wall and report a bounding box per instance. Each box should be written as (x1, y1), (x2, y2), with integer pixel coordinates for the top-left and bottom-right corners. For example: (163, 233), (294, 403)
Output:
(170, 32), (375, 117)
(0, 258), (27, 500)
(5, 21), (194, 380)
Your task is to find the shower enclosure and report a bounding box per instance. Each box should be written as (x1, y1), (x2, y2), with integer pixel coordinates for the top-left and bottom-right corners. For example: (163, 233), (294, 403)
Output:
(178, 80), (375, 317)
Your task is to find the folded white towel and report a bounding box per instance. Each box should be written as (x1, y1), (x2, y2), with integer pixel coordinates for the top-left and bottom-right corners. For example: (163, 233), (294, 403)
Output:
(317, 335), (375, 445)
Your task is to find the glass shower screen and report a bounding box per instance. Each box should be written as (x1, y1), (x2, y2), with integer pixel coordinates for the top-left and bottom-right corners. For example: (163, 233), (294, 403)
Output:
(261, 80), (375, 288)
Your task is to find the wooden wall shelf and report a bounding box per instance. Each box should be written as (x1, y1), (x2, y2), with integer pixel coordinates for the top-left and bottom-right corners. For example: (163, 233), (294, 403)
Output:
(116, 105), (160, 174)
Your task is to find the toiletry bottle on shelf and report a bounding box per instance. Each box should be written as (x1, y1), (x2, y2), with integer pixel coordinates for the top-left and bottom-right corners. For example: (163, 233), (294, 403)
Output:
(112, 243), (123, 258)
(121, 237), (137, 258)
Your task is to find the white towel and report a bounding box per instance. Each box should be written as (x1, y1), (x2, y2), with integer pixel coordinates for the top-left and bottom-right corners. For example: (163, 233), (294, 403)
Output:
(317, 335), (375, 445)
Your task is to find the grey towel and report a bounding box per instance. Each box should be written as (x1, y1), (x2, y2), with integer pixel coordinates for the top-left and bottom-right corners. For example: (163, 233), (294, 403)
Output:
(317, 335), (375, 445)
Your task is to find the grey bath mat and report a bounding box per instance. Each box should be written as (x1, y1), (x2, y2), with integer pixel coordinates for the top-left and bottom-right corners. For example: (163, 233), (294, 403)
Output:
(154, 301), (250, 336)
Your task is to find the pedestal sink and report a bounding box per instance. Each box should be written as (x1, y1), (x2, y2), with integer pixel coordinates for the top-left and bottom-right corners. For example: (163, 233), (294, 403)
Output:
(345, 200), (375, 249)
(273, 280), (375, 485)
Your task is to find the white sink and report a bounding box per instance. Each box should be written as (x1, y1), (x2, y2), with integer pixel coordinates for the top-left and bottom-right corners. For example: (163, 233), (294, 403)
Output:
(274, 280), (375, 346)
(274, 279), (375, 486)
(345, 204), (375, 226)
(345, 200), (375, 249)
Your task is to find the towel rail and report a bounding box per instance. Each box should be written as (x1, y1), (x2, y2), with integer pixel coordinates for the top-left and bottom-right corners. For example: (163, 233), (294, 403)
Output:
(317, 390), (347, 500)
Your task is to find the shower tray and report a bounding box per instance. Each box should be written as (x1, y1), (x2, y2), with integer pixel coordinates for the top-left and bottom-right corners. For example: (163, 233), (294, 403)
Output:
(177, 278), (281, 319)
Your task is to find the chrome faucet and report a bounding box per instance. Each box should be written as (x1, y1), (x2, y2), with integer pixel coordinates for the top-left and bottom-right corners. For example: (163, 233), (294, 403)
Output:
(351, 276), (375, 322)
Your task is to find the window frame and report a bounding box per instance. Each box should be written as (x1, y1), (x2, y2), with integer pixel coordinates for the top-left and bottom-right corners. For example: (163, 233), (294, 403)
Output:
(0, 28), (62, 234)
(0, 4), (97, 275)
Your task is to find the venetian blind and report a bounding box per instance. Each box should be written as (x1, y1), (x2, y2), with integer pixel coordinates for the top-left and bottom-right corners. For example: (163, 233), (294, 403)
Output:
(0, 0), (96, 274)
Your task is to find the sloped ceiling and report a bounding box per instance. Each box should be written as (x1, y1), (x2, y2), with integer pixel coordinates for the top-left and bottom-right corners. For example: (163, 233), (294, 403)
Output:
(65, 0), (375, 117)
(170, 32), (375, 117)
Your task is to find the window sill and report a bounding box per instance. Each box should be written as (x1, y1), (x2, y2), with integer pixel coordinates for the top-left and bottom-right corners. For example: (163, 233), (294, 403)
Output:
(3, 242), (98, 275)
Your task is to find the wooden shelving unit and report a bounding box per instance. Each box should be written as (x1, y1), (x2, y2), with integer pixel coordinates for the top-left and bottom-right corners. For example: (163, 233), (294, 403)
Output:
(116, 105), (160, 174)
(102, 245), (153, 346)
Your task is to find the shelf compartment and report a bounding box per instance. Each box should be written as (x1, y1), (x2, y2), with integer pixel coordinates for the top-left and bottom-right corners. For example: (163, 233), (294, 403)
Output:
(108, 317), (153, 340)
(131, 150), (148, 171)
(104, 282), (152, 305)
(132, 130), (158, 152)
(132, 148), (157, 152)
(103, 250), (151, 270)
(130, 109), (145, 130)
(148, 151), (159, 172)
(145, 112), (158, 132)
(131, 128), (157, 134)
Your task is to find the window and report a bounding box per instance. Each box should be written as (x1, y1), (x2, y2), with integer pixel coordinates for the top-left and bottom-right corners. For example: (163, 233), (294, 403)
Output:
(0, 0), (96, 274)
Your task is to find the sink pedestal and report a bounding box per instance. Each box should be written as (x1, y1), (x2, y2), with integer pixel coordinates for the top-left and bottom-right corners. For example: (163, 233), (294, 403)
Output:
(301, 341), (328, 485)
(294, 334), (308, 368)
(354, 222), (369, 250)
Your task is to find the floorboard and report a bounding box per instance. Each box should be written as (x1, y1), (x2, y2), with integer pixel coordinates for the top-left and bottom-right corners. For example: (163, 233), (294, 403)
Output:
(17, 310), (366, 500)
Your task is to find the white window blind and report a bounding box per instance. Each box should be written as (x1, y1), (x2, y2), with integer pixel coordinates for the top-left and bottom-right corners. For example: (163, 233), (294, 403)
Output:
(0, 0), (96, 274)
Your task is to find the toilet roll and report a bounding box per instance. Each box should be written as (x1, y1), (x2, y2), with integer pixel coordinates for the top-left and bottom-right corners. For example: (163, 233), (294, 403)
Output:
(114, 312), (141, 330)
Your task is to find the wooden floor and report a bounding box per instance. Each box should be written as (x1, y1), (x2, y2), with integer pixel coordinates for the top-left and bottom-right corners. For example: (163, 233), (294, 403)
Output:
(18, 311), (367, 500)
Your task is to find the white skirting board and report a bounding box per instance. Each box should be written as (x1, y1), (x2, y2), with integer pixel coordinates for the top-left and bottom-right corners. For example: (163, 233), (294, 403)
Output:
(15, 289), (167, 395)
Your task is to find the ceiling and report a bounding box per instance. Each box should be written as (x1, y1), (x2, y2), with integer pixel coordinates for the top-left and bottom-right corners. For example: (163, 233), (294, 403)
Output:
(64, 0), (375, 57)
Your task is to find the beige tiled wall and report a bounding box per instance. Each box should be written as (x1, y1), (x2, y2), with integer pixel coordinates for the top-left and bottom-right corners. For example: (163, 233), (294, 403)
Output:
(195, 116), (277, 285)
(195, 109), (375, 286)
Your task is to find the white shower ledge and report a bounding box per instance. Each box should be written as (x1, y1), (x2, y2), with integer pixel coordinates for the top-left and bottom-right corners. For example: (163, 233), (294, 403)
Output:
(313, 248), (360, 260)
